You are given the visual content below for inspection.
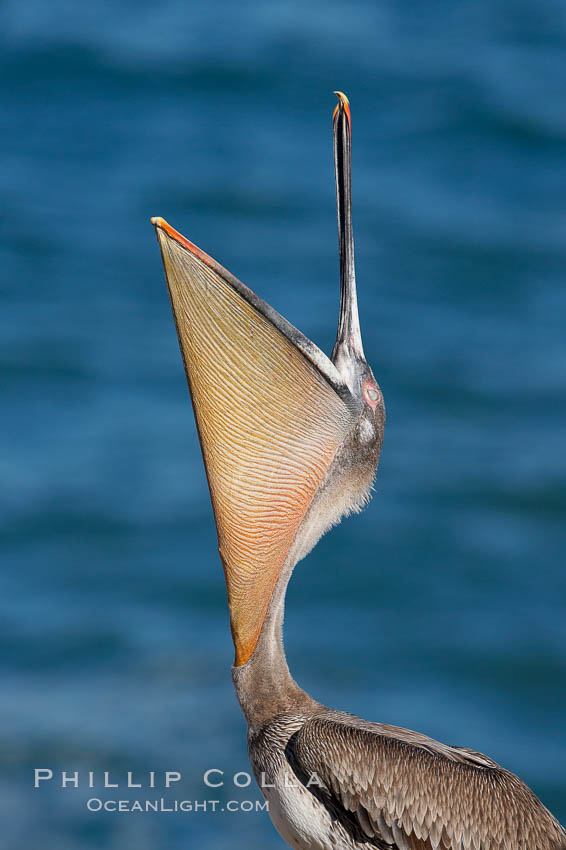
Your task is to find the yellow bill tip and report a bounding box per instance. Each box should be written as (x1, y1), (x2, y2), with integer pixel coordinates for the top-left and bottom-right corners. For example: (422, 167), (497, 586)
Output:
(333, 90), (351, 128)
(333, 90), (349, 105)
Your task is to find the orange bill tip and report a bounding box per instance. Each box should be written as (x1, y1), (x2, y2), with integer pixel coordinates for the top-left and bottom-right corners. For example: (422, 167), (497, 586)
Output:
(332, 90), (351, 128)
(152, 216), (207, 260)
(152, 216), (234, 282)
(152, 216), (188, 246)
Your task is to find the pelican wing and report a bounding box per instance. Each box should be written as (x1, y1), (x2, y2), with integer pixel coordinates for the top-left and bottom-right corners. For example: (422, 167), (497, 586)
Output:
(153, 218), (361, 665)
(290, 714), (566, 850)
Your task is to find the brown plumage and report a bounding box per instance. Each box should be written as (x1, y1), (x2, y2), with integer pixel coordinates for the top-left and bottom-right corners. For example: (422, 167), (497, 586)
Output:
(291, 713), (566, 850)
(153, 92), (565, 850)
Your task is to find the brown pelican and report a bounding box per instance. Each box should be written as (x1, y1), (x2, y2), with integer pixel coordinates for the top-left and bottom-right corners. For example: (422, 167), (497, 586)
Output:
(152, 92), (565, 850)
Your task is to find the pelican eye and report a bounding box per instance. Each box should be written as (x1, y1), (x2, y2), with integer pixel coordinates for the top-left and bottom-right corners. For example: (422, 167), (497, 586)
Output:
(366, 386), (379, 402)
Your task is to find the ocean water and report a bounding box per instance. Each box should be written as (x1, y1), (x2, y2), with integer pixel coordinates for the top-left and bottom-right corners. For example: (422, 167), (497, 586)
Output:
(1, 1), (565, 847)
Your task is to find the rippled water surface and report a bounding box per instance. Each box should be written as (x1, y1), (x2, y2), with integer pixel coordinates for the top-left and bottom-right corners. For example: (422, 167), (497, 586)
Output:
(2, 1), (566, 847)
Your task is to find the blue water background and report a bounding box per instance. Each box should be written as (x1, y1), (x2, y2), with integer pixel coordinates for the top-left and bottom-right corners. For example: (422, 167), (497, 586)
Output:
(2, 2), (566, 847)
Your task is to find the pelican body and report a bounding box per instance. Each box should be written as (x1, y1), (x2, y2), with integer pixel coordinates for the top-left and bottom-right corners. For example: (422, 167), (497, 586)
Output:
(152, 93), (565, 850)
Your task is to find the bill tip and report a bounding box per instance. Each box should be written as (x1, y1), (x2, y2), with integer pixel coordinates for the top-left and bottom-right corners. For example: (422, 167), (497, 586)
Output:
(332, 91), (351, 125)
(333, 90), (349, 105)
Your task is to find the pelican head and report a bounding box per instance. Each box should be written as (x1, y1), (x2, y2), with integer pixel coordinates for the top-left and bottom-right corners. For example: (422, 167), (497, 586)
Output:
(152, 92), (385, 666)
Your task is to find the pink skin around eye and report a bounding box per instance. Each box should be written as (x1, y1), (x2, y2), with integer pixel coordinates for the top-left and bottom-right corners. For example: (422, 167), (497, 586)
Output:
(362, 381), (381, 409)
